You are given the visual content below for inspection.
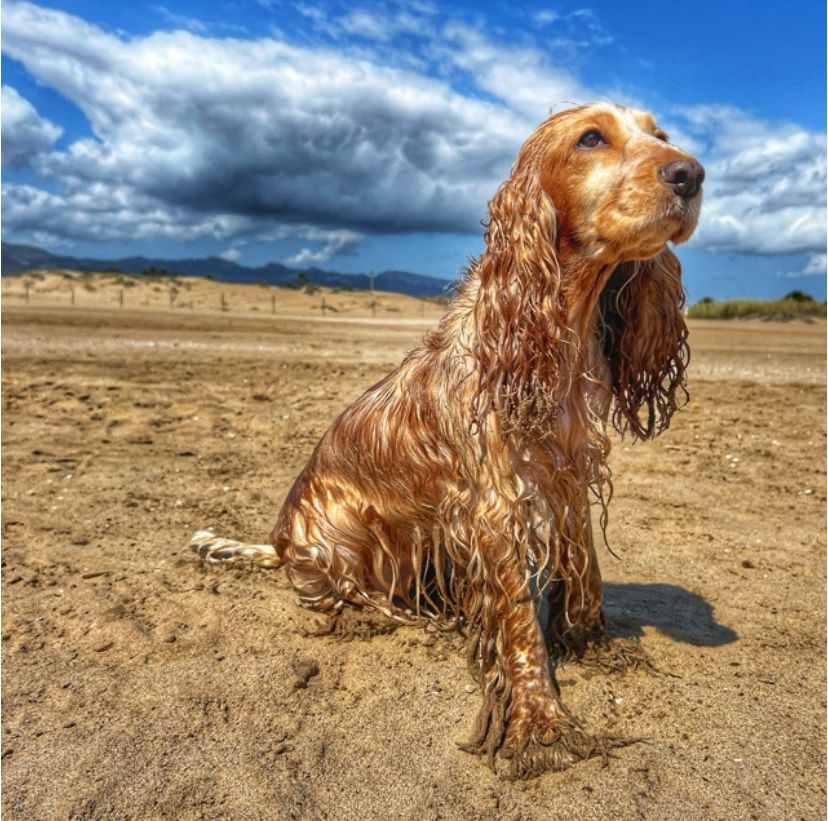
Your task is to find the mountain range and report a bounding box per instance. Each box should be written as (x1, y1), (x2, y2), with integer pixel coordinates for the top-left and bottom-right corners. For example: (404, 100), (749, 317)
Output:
(1, 242), (457, 298)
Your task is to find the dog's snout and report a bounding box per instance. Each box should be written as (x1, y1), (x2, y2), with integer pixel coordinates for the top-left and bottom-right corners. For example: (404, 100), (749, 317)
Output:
(659, 159), (705, 199)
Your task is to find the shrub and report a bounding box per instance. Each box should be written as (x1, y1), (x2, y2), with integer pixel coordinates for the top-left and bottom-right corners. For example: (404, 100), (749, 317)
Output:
(783, 289), (814, 303)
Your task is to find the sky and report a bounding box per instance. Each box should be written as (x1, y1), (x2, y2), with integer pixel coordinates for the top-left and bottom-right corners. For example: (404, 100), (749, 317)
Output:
(2, 0), (826, 301)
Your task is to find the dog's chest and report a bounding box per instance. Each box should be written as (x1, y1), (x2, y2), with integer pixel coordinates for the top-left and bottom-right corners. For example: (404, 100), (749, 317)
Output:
(514, 353), (611, 491)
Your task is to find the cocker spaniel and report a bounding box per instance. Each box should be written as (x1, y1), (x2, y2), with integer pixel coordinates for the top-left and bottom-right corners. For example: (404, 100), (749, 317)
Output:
(192, 102), (703, 778)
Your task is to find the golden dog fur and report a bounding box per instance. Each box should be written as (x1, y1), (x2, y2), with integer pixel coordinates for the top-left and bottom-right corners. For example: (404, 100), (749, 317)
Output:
(192, 102), (703, 777)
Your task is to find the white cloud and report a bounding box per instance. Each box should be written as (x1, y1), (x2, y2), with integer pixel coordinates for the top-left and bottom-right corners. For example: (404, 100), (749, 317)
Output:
(526, 8), (612, 50)
(340, 10), (392, 40)
(681, 105), (826, 256)
(295, 1), (437, 42)
(1, 0), (824, 266)
(2, 180), (260, 244)
(1, 85), (62, 168)
(285, 228), (363, 265)
(219, 247), (242, 262)
(154, 5), (208, 34)
(1, 0), (524, 245)
(437, 23), (589, 122)
(779, 252), (827, 279)
(804, 252), (826, 274)
(532, 10), (560, 27)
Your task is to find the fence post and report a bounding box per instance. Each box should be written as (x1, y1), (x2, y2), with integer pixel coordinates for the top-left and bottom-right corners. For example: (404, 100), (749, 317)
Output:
(24, 280), (30, 304)
(71, 285), (75, 306)
(119, 288), (124, 308)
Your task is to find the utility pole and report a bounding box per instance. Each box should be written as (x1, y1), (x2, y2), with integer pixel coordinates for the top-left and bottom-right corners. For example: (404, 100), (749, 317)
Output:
(369, 271), (376, 318)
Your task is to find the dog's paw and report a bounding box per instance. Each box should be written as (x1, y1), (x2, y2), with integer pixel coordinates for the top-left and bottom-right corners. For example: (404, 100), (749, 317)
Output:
(550, 628), (655, 675)
(573, 637), (654, 675)
(501, 716), (631, 779)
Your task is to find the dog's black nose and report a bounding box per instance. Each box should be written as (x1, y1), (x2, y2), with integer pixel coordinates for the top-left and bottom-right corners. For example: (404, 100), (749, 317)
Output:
(660, 159), (705, 199)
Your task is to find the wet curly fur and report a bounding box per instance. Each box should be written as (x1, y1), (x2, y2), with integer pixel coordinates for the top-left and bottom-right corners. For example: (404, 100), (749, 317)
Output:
(191, 102), (702, 777)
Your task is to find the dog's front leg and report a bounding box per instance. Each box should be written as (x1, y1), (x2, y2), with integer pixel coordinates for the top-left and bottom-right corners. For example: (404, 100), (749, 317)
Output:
(548, 514), (606, 656)
(547, 512), (653, 674)
(463, 540), (614, 778)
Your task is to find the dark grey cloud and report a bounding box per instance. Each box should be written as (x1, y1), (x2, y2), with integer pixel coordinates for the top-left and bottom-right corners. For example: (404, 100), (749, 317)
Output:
(2, 1), (523, 241)
(2, 1), (825, 261)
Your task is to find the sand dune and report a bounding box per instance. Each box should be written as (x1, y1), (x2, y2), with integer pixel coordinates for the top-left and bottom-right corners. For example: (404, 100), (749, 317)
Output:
(2, 268), (449, 321)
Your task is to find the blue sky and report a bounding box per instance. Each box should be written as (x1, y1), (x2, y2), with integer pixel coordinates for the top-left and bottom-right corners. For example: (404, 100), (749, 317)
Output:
(2, 0), (825, 300)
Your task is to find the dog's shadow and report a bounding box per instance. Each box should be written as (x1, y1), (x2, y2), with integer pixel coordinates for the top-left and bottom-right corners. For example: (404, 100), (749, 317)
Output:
(602, 582), (738, 647)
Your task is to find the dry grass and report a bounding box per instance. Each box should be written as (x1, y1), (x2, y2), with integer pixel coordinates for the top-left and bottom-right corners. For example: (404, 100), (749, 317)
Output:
(688, 294), (826, 320)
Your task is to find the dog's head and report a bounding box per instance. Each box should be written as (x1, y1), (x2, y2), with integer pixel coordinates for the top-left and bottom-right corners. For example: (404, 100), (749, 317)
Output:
(475, 102), (699, 438)
(532, 102), (703, 264)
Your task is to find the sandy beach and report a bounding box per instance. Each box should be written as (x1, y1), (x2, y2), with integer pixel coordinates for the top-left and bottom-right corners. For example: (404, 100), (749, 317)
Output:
(2, 274), (825, 820)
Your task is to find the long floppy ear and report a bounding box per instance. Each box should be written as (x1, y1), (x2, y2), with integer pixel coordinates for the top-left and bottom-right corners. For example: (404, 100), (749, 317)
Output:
(598, 247), (689, 439)
(470, 149), (572, 436)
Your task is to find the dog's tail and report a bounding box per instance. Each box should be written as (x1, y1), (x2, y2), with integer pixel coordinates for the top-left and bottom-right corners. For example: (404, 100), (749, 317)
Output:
(189, 529), (282, 568)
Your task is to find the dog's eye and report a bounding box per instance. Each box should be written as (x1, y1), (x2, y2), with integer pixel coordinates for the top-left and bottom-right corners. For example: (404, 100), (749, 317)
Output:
(577, 130), (606, 149)
(654, 130), (669, 142)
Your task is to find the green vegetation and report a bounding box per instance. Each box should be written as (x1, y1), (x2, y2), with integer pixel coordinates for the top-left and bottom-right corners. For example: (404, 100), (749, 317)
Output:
(140, 267), (182, 285)
(687, 291), (826, 320)
(283, 272), (310, 290)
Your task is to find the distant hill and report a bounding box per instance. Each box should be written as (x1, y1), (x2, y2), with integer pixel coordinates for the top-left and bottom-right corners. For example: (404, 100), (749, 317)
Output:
(0, 242), (456, 298)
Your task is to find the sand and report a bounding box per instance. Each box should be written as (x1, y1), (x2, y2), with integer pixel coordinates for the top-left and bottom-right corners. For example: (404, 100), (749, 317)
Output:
(2, 274), (826, 820)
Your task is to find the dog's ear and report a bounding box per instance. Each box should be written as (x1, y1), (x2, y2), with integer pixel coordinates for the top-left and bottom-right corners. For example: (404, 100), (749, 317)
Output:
(470, 149), (571, 435)
(599, 247), (689, 439)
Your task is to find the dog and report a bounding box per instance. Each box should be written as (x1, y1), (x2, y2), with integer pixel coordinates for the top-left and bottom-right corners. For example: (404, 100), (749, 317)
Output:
(192, 102), (703, 778)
